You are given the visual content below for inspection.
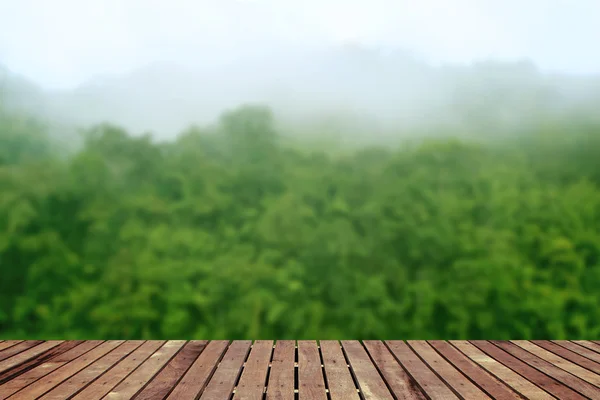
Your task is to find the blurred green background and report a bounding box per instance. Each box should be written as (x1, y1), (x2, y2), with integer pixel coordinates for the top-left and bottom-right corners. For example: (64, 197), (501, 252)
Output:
(1, 100), (599, 340)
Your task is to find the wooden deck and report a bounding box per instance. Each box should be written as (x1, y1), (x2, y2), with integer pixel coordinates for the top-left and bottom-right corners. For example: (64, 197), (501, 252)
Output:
(0, 341), (599, 399)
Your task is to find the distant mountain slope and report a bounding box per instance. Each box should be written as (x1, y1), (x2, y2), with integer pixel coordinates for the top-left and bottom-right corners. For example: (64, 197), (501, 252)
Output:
(3, 45), (600, 139)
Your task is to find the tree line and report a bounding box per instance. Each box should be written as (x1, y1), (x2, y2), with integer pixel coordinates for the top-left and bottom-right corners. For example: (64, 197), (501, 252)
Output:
(1, 103), (599, 339)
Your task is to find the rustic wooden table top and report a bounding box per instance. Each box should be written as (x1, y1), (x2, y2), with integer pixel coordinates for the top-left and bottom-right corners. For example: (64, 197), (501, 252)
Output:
(0, 340), (599, 399)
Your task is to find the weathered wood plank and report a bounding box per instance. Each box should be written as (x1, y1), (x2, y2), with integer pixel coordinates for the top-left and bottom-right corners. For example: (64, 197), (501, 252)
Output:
(0, 341), (44, 362)
(450, 341), (553, 400)
(199, 340), (251, 400)
(320, 341), (360, 400)
(342, 340), (393, 400)
(474, 341), (585, 399)
(265, 340), (295, 400)
(496, 341), (600, 398)
(9, 341), (123, 400)
(0, 341), (23, 352)
(409, 341), (491, 399)
(0, 341), (103, 400)
(555, 340), (600, 364)
(386, 341), (458, 400)
(166, 340), (229, 400)
(103, 340), (185, 399)
(511, 340), (600, 387)
(0, 341), (63, 375)
(297, 340), (326, 400)
(38, 341), (143, 400)
(0, 341), (82, 384)
(134, 340), (207, 400)
(428, 340), (522, 400)
(572, 340), (600, 354)
(533, 340), (600, 374)
(72, 341), (165, 400)
(363, 340), (425, 400)
(233, 340), (273, 400)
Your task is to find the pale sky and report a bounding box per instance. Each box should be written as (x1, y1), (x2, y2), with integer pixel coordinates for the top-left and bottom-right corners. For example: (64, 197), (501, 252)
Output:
(1, 0), (599, 89)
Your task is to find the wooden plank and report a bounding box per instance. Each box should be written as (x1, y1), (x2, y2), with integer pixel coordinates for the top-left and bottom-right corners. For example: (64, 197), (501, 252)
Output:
(428, 341), (522, 400)
(0, 341), (63, 375)
(0, 342), (23, 352)
(297, 340), (326, 400)
(534, 340), (600, 374)
(474, 341), (585, 399)
(386, 341), (458, 400)
(363, 340), (426, 400)
(166, 340), (229, 400)
(320, 341), (360, 400)
(408, 341), (491, 399)
(511, 340), (600, 386)
(572, 340), (600, 354)
(38, 341), (143, 400)
(135, 340), (207, 400)
(450, 341), (553, 400)
(72, 341), (165, 400)
(0, 341), (82, 384)
(199, 340), (251, 400)
(0, 341), (44, 362)
(556, 341), (600, 364)
(341, 341), (392, 400)
(0, 341), (103, 400)
(103, 340), (185, 399)
(233, 340), (273, 400)
(265, 340), (295, 400)
(494, 341), (600, 399)
(8, 341), (123, 400)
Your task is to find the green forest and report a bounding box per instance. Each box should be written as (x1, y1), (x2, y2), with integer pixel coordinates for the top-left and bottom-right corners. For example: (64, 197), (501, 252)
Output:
(1, 98), (600, 340)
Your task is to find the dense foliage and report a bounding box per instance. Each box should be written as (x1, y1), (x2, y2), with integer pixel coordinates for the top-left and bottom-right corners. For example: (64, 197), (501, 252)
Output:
(1, 103), (600, 339)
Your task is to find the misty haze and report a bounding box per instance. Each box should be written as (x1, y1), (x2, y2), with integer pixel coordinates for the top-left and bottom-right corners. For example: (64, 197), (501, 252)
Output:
(1, 0), (600, 339)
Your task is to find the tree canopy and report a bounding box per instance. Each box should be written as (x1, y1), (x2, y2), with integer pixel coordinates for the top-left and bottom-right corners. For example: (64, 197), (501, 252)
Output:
(1, 103), (599, 339)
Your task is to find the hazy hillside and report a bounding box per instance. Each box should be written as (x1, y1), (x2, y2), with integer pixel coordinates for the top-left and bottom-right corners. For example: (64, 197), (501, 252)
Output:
(3, 45), (600, 141)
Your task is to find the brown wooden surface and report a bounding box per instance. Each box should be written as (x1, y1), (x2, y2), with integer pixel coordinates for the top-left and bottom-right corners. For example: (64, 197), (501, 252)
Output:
(297, 340), (326, 400)
(320, 340), (360, 400)
(0, 341), (599, 399)
(265, 340), (294, 400)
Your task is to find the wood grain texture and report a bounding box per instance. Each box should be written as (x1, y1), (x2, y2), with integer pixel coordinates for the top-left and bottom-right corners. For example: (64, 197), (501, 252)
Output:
(199, 340), (251, 400)
(134, 340), (207, 400)
(474, 341), (586, 400)
(495, 341), (600, 399)
(450, 341), (553, 400)
(0, 341), (62, 375)
(409, 340), (491, 399)
(233, 340), (273, 400)
(265, 340), (295, 400)
(72, 341), (165, 400)
(0, 342), (23, 352)
(533, 340), (600, 374)
(0, 340), (595, 399)
(166, 340), (229, 400)
(428, 340), (522, 400)
(364, 340), (426, 400)
(572, 340), (600, 354)
(0, 341), (44, 362)
(511, 340), (600, 387)
(38, 341), (143, 400)
(386, 341), (459, 400)
(9, 341), (123, 400)
(554, 340), (600, 364)
(320, 341), (360, 400)
(0, 341), (83, 384)
(297, 341), (326, 400)
(342, 340), (393, 400)
(0, 341), (103, 400)
(103, 340), (185, 400)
